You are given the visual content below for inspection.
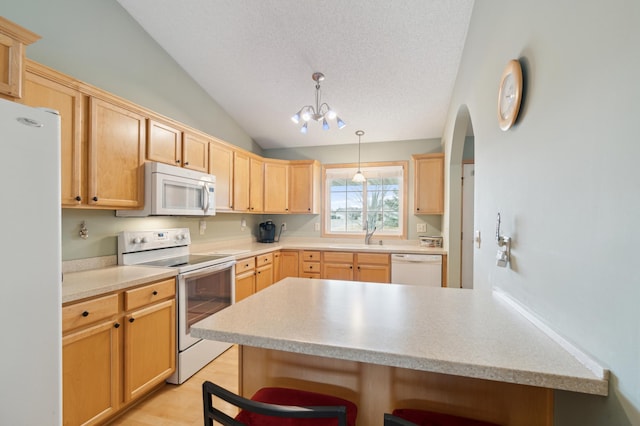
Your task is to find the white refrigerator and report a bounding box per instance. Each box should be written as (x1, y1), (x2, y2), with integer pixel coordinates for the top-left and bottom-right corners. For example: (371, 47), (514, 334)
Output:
(0, 98), (62, 425)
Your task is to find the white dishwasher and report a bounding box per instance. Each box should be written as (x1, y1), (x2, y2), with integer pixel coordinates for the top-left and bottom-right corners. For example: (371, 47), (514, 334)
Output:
(391, 254), (442, 286)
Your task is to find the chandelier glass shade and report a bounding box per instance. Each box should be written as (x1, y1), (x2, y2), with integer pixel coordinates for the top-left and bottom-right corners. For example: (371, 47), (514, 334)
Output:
(352, 130), (366, 183)
(291, 72), (345, 134)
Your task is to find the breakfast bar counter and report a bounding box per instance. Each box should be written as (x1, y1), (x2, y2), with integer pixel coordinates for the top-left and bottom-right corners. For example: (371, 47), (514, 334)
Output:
(192, 278), (608, 425)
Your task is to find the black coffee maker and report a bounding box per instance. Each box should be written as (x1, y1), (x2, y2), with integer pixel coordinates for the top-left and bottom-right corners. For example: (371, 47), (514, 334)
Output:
(258, 220), (278, 243)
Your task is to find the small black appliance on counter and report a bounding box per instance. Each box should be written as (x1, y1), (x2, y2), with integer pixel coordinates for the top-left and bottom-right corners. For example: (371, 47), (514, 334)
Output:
(258, 220), (282, 243)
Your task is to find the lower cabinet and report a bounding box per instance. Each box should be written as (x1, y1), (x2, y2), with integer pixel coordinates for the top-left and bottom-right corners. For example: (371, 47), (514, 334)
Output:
(321, 251), (391, 283)
(300, 250), (321, 278)
(278, 250), (299, 280)
(62, 278), (176, 425)
(235, 253), (275, 302)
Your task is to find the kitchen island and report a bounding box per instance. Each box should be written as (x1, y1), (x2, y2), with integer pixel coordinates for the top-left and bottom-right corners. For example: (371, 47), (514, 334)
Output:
(192, 278), (607, 425)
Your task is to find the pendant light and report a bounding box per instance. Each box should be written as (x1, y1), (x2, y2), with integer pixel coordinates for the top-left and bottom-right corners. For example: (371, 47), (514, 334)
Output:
(291, 72), (346, 133)
(352, 130), (366, 183)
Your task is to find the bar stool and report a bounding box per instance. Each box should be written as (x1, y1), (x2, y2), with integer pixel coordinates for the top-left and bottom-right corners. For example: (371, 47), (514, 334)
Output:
(203, 381), (358, 426)
(384, 409), (499, 426)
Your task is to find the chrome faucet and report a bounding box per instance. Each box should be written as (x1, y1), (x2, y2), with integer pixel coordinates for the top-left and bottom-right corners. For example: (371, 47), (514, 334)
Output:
(364, 220), (377, 245)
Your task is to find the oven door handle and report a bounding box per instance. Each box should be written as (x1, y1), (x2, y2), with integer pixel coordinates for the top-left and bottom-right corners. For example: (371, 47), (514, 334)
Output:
(179, 261), (235, 280)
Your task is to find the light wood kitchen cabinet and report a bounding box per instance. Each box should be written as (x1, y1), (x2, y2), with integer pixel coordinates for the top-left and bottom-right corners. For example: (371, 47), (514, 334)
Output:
(89, 97), (146, 208)
(322, 251), (355, 281)
(233, 150), (250, 212)
(62, 293), (120, 426)
(209, 140), (234, 211)
(355, 252), (390, 283)
(22, 63), (85, 206)
(235, 256), (256, 302)
(255, 253), (274, 292)
(147, 118), (208, 172)
(249, 155), (264, 212)
(0, 17), (40, 99)
(321, 251), (390, 283)
(413, 153), (444, 214)
(300, 250), (321, 278)
(289, 160), (321, 214)
(62, 278), (175, 425)
(264, 159), (289, 213)
(278, 250), (299, 280)
(124, 298), (175, 402)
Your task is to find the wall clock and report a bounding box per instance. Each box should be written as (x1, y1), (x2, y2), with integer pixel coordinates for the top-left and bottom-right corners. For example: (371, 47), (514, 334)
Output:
(497, 59), (523, 131)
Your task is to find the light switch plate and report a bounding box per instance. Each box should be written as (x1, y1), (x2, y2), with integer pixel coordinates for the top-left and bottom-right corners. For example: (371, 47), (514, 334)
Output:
(417, 223), (427, 233)
(314, 223), (320, 231)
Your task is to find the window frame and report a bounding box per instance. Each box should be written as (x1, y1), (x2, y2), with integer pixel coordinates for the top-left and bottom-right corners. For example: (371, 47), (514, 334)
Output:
(321, 161), (408, 239)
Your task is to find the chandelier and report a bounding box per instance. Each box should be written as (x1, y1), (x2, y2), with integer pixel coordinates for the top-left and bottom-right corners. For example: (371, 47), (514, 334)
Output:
(291, 72), (346, 134)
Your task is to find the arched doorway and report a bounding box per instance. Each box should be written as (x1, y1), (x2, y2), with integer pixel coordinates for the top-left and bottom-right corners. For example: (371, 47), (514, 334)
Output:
(447, 105), (474, 288)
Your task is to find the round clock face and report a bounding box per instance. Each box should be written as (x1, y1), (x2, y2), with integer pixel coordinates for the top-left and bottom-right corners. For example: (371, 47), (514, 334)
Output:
(497, 60), (523, 131)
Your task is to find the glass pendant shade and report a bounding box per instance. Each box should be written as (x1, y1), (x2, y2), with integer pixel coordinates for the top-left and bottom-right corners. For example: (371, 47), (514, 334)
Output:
(352, 171), (366, 183)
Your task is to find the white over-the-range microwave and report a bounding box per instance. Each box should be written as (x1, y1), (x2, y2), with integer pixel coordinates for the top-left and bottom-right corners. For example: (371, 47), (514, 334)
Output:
(116, 162), (215, 217)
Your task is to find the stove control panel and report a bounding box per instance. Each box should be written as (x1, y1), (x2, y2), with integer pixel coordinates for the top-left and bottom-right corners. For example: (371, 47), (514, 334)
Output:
(118, 228), (191, 254)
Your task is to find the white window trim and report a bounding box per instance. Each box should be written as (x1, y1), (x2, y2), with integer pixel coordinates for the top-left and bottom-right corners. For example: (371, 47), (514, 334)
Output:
(321, 161), (408, 239)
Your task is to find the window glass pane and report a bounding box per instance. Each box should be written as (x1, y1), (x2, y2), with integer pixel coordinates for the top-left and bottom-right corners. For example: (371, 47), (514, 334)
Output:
(325, 164), (404, 235)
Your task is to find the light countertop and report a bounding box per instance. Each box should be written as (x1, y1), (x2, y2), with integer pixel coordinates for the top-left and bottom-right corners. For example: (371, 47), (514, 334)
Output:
(62, 265), (177, 304)
(191, 277), (608, 396)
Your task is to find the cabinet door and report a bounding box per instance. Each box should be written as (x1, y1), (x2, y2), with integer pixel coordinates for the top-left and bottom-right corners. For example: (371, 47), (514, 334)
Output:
(256, 264), (274, 292)
(356, 264), (390, 283)
(89, 98), (146, 208)
(209, 141), (234, 211)
(413, 153), (444, 214)
(233, 150), (250, 212)
(147, 119), (182, 167)
(124, 299), (175, 402)
(235, 270), (256, 302)
(264, 160), (289, 213)
(323, 263), (354, 281)
(182, 132), (209, 172)
(278, 250), (299, 280)
(289, 161), (319, 213)
(22, 70), (84, 206)
(63, 320), (119, 426)
(249, 156), (264, 212)
(0, 18), (39, 98)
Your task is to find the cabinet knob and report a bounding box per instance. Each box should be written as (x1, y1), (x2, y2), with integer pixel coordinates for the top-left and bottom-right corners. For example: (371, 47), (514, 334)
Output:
(416, 208), (420, 211)
(307, 208), (311, 211)
(309, 265), (313, 269)
(75, 196), (81, 202)
(114, 322), (120, 329)
(81, 311), (89, 317)
(184, 162), (189, 166)
(129, 318), (135, 323)
(92, 196), (98, 202)
(152, 290), (158, 296)
(350, 266), (353, 269)
(175, 160), (180, 164)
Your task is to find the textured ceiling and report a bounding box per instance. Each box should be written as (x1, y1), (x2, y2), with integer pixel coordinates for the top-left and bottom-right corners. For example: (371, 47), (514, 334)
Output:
(117, 0), (474, 149)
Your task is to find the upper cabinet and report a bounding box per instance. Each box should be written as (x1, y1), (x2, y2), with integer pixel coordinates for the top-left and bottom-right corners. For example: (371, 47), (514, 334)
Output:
(22, 62), (85, 206)
(249, 156), (264, 213)
(412, 153), (444, 214)
(264, 159), (289, 213)
(0, 17), (40, 99)
(208, 140), (234, 212)
(289, 160), (321, 214)
(89, 97), (146, 208)
(147, 119), (209, 172)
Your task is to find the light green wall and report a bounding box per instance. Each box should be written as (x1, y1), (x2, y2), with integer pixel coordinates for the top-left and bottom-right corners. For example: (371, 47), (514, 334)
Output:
(443, 1), (640, 424)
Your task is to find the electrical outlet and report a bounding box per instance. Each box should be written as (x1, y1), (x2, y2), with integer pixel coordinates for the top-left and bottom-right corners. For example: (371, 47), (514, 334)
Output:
(282, 222), (287, 231)
(314, 223), (321, 231)
(417, 223), (427, 233)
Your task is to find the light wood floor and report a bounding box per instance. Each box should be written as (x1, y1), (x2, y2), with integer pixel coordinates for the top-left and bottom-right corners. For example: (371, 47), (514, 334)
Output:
(108, 345), (239, 425)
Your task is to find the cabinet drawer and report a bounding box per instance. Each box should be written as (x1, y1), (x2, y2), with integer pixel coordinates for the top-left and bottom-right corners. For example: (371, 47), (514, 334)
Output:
(256, 253), (273, 266)
(323, 251), (354, 263)
(302, 261), (320, 273)
(62, 293), (119, 333)
(356, 253), (390, 265)
(125, 278), (176, 311)
(301, 251), (320, 261)
(236, 257), (256, 274)
(299, 272), (320, 279)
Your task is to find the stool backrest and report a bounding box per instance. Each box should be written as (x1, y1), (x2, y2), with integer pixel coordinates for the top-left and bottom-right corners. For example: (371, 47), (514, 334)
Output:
(202, 381), (348, 426)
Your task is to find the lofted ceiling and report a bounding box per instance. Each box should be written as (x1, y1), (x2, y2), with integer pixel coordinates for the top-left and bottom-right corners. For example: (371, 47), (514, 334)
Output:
(117, 0), (474, 149)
